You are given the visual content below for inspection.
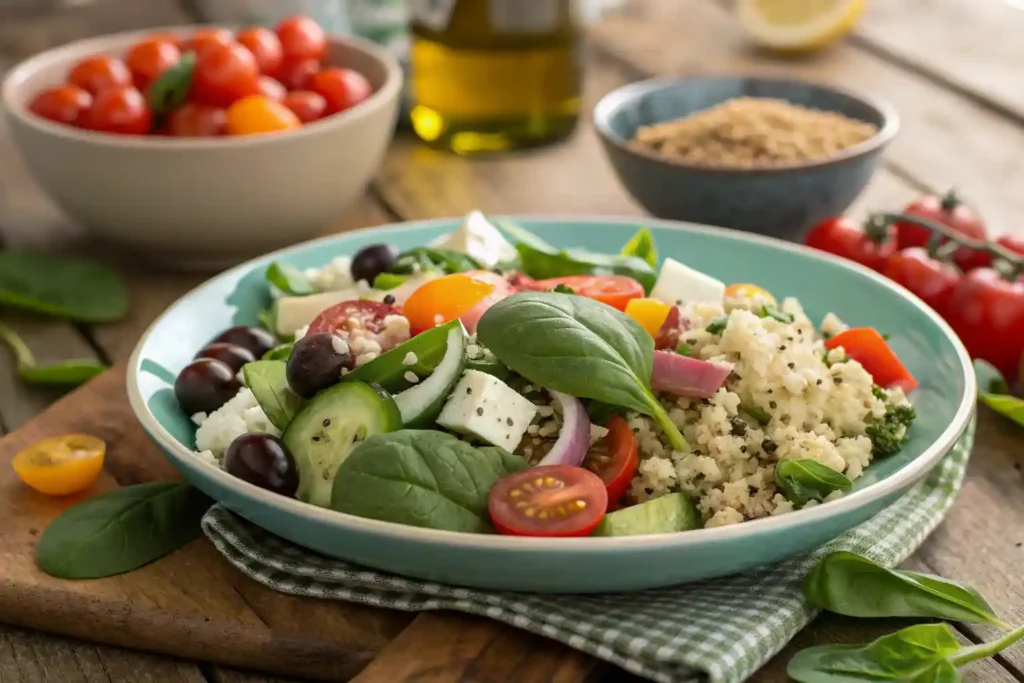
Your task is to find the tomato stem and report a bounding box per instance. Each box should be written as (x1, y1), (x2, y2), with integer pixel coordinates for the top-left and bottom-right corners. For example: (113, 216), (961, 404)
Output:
(861, 215), (892, 243)
(940, 187), (962, 213)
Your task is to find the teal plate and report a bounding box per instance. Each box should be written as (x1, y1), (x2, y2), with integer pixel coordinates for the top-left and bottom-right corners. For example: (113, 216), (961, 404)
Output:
(128, 216), (975, 593)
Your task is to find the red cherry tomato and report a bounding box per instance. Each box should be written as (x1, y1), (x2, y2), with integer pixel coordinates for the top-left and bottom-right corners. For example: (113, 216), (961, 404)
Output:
(489, 465), (608, 537)
(582, 414), (639, 509)
(236, 27), (284, 77)
(944, 268), (1024, 383)
(28, 86), (92, 126)
(185, 28), (233, 54)
(310, 67), (373, 115)
(275, 15), (327, 62)
(125, 38), (180, 90)
(825, 328), (917, 392)
(67, 55), (132, 96)
(167, 102), (227, 137)
(257, 76), (287, 100)
(402, 271), (510, 335)
(277, 58), (320, 90)
(281, 90), (327, 123)
(882, 248), (961, 316)
(894, 191), (988, 271)
(535, 275), (645, 311)
(306, 300), (409, 352)
(82, 86), (151, 135)
(191, 41), (261, 108)
(805, 216), (897, 272)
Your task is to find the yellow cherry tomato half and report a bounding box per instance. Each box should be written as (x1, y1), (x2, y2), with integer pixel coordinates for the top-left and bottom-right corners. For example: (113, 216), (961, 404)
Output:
(403, 271), (509, 334)
(12, 434), (105, 496)
(724, 283), (776, 305)
(225, 95), (301, 136)
(624, 298), (672, 337)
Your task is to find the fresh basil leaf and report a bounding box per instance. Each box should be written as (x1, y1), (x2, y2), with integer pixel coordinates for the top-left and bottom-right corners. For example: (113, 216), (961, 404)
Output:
(0, 253), (128, 323)
(373, 272), (410, 290)
(266, 262), (316, 297)
(621, 227), (658, 268)
(390, 248), (481, 275)
(775, 460), (851, 507)
(331, 430), (527, 532)
(262, 342), (294, 361)
(741, 403), (770, 425)
(804, 552), (1004, 625)
(552, 283), (576, 294)
(477, 291), (687, 450)
(0, 321), (105, 388)
(760, 305), (795, 324)
(148, 51), (195, 114)
(586, 400), (624, 426)
(978, 392), (1024, 428)
(37, 482), (211, 579)
(706, 316), (729, 334)
(973, 359), (1009, 395)
(242, 360), (303, 431)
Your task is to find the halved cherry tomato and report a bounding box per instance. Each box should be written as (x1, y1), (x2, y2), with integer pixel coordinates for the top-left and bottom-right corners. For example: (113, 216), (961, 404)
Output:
(402, 271), (510, 334)
(167, 102), (227, 137)
(192, 41), (262, 108)
(825, 328), (917, 391)
(307, 300), (408, 352)
(68, 55), (132, 96)
(282, 90), (327, 123)
(277, 58), (320, 90)
(12, 434), (105, 496)
(882, 247), (960, 316)
(489, 465), (607, 537)
(582, 414), (639, 509)
(28, 86), (92, 126)
(236, 27), (284, 77)
(83, 86), (151, 135)
(310, 67), (373, 115)
(125, 37), (180, 90)
(225, 95), (301, 135)
(724, 283), (776, 305)
(535, 275), (644, 311)
(275, 15), (327, 62)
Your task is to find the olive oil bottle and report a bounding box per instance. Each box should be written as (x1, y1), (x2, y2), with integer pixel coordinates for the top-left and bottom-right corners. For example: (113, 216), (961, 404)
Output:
(408, 0), (583, 154)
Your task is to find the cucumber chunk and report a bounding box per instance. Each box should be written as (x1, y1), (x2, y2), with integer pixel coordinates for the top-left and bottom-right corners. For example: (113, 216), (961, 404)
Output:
(394, 323), (467, 428)
(592, 493), (701, 537)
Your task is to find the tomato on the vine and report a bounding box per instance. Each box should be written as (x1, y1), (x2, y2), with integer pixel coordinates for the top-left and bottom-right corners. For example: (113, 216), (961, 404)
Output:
(67, 55), (132, 96)
(804, 215), (896, 272)
(185, 28), (233, 54)
(944, 267), (1024, 383)
(277, 58), (320, 90)
(83, 86), (151, 135)
(310, 67), (372, 114)
(894, 191), (988, 271)
(191, 41), (261, 108)
(489, 465), (608, 537)
(257, 76), (287, 101)
(236, 27), (284, 77)
(125, 38), (180, 90)
(28, 86), (91, 126)
(282, 90), (327, 123)
(167, 103), (227, 137)
(276, 15), (327, 62)
(882, 247), (961, 316)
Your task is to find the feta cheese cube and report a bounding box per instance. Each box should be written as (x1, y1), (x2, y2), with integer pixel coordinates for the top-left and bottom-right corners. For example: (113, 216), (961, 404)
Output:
(427, 210), (517, 269)
(437, 370), (538, 451)
(275, 289), (359, 336)
(650, 258), (725, 306)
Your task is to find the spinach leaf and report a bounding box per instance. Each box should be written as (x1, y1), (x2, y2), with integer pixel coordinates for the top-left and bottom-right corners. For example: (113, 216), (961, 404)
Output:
(266, 262), (316, 297)
(242, 360), (303, 431)
(0, 321), (105, 387)
(586, 400), (625, 426)
(621, 227), (658, 268)
(148, 51), (195, 114)
(804, 551), (1004, 625)
(477, 291), (688, 450)
(978, 393), (1024, 428)
(37, 482), (211, 579)
(0, 252), (128, 323)
(262, 342), (294, 361)
(257, 306), (276, 333)
(775, 459), (851, 507)
(973, 359), (1008, 395)
(330, 430), (527, 532)
(706, 316), (729, 334)
(390, 248), (481, 275)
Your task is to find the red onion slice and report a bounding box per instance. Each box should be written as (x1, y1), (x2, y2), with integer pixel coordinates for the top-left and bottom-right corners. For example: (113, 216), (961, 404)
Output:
(651, 350), (732, 398)
(655, 305), (690, 350)
(537, 391), (591, 467)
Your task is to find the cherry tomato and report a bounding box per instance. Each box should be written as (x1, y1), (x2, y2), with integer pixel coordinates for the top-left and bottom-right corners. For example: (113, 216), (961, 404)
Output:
(257, 76), (287, 100)
(310, 67), (373, 115)
(83, 86), (151, 135)
(167, 102), (227, 137)
(192, 41), (261, 108)
(67, 55), (132, 96)
(225, 95), (301, 135)
(489, 465), (608, 537)
(28, 86), (92, 126)
(825, 328), (917, 392)
(582, 415), (639, 509)
(236, 27), (284, 77)
(944, 268), (1024, 383)
(282, 90), (327, 123)
(997, 235), (1024, 259)
(185, 28), (233, 54)
(12, 434), (105, 496)
(534, 274), (644, 311)
(402, 271), (511, 334)
(275, 15), (327, 62)
(805, 216), (897, 272)
(125, 37), (180, 90)
(277, 58), (320, 90)
(894, 191), (988, 271)
(882, 248), (961, 316)
(724, 283), (777, 305)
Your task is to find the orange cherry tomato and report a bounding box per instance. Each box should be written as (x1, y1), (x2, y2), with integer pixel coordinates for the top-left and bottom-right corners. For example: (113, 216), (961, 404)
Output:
(310, 67), (372, 115)
(489, 466), (607, 537)
(225, 95), (301, 135)
(278, 58), (320, 90)
(12, 434), (105, 496)
(582, 414), (639, 509)
(185, 28), (233, 54)
(825, 328), (918, 392)
(257, 75), (287, 100)
(28, 86), (92, 126)
(167, 102), (227, 137)
(402, 271), (509, 334)
(67, 55), (132, 96)
(535, 275), (644, 311)
(192, 41), (262, 108)
(125, 37), (180, 90)
(724, 283), (776, 305)
(275, 15), (327, 62)
(83, 86), (151, 135)
(282, 90), (326, 123)
(236, 27), (284, 77)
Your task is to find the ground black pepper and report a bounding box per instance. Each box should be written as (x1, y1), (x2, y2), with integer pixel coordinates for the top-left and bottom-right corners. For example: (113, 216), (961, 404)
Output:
(476, 407), (484, 416)
(762, 439), (778, 454)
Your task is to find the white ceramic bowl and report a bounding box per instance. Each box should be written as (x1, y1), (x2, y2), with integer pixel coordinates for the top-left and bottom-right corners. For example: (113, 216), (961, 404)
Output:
(2, 27), (402, 270)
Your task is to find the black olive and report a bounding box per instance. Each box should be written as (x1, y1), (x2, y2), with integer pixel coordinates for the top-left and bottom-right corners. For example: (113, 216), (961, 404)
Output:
(286, 333), (355, 399)
(224, 433), (299, 497)
(213, 326), (275, 358)
(194, 343), (255, 372)
(350, 243), (399, 284)
(174, 359), (241, 415)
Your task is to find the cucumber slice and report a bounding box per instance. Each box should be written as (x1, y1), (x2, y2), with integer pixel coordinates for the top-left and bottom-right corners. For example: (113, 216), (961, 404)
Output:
(242, 360), (303, 431)
(395, 323), (467, 428)
(592, 493), (701, 537)
(344, 319), (462, 394)
(283, 381), (402, 507)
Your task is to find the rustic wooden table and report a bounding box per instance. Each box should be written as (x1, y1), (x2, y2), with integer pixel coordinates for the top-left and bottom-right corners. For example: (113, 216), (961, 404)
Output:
(1, 1), (1023, 681)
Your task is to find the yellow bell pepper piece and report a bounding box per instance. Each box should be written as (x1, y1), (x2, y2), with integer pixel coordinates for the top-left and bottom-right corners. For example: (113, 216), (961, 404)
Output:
(625, 298), (672, 337)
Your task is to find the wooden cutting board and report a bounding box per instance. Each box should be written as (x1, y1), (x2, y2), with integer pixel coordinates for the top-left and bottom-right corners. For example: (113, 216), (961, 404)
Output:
(0, 364), (606, 682)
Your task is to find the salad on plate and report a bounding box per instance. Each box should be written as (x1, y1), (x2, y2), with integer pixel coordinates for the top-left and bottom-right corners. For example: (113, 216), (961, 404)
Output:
(172, 212), (918, 538)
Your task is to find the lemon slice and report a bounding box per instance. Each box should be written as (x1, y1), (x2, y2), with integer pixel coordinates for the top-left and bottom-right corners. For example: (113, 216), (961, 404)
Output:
(736, 0), (865, 52)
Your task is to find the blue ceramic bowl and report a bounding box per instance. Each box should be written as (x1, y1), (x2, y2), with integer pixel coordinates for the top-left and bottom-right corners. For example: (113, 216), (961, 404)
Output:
(594, 76), (899, 241)
(128, 216), (972, 593)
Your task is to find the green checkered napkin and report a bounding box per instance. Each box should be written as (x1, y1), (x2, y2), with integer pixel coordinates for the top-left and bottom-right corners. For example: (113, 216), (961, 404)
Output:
(202, 415), (974, 683)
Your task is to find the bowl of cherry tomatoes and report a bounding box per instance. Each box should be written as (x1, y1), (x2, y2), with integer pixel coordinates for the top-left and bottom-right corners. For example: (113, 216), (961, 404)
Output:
(1, 16), (402, 269)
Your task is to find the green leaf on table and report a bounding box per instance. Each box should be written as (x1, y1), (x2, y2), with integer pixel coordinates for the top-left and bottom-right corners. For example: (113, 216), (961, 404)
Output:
(37, 482), (212, 579)
(148, 50), (196, 114)
(0, 321), (105, 388)
(973, 359), (1009, 395)
(621, 227), (658, 268)
(977, 393), (1024, 428)
(775, 460), (852, 507)
(803, 551), (1005, 625)
(266, 262), (316, 297)
(0, 252), (128, 323)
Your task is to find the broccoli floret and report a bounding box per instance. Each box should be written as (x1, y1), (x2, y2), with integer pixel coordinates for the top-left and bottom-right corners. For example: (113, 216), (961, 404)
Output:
(866, 386), (916, 456)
